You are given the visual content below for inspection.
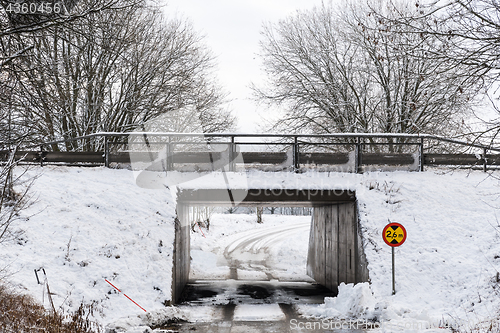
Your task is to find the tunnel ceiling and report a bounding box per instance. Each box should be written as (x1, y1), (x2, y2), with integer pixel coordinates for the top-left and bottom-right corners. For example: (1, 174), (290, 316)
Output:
(176, 188), (356, 207)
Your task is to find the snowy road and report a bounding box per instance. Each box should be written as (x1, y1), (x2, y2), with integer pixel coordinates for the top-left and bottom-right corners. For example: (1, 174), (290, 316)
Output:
(222, 221), (311, 280)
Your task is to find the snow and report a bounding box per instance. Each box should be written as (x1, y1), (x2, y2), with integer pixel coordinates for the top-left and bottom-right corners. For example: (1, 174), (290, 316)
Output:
(299, 282), (378, 320)
(2, 165), (500, 332)
(233, 304), (286, 321)
(190, 250), (230, 279)
(190, 213), (311, 281)
(3, 166), (176, 325)
(298, 170), (500, 332)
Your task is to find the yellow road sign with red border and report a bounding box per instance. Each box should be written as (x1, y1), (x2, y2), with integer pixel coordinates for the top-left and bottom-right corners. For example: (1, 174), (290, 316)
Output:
(383, 223), (407, 247)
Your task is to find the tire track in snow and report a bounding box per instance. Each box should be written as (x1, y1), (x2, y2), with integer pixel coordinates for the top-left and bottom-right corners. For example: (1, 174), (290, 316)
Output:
(223, 221), (310, 280)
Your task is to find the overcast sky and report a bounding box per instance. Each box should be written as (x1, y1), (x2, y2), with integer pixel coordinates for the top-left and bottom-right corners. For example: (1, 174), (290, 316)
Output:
(163, 0), (326, 133)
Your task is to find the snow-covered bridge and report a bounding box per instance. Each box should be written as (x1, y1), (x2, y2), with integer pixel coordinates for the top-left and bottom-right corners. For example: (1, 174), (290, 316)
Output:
(3, 132), (500, 307)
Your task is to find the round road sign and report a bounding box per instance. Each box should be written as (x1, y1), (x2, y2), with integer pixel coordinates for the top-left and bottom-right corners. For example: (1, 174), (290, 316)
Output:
(382, 223), (407, 247)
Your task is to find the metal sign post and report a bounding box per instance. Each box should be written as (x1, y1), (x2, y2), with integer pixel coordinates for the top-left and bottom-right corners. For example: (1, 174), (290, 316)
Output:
(391, 247), (395, 295)
(383, 222), (407, 295)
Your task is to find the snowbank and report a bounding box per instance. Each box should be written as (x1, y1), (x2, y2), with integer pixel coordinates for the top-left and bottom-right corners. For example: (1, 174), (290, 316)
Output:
(3, 166), (176, 325)
(305, 282), (378, 319)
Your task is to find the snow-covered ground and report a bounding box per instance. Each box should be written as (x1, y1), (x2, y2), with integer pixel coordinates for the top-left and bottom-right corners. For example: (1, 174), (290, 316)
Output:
(190, 213), (312, 281)
(298, 169), (500, 332)
(1, 166), (500, 332)
(3, 166), (176, 325)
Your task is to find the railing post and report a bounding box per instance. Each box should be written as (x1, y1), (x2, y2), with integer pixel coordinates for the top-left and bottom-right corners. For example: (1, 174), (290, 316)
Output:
(355, 137), (361, 173)
(229, 136), (235, 172)
(483, 147), (488, 172)
(104, 136), (110, 168)
(419, 137), (424, 172)
(294, 136), (300, 173)
(40, 145), (44, 167)
(166, 136), (172, 171)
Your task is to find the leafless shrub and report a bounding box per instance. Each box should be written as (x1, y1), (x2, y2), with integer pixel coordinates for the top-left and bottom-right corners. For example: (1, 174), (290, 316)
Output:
(0, 147), (34, 245)
(0, 283), (102, 333)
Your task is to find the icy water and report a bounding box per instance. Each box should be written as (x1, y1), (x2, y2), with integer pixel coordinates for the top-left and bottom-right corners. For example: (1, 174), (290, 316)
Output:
(171, 321), (367, 332)
(154, 280), (367, 333)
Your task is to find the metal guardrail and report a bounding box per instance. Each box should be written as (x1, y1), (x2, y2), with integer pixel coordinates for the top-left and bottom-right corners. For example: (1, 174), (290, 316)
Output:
(2, 132), (500, 172)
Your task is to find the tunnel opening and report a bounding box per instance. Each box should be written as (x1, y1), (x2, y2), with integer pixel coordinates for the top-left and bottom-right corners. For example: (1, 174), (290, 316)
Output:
(172, 188), (369, 306)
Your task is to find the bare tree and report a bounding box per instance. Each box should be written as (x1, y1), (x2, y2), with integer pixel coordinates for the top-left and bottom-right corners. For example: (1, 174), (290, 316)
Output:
(372, 0), (500, 144)
(254, 8), (373, 136)
(189, 206), (214, 231)
(0, 90), (35, 245)
(378, 1), (500, 79)
(0, 0), (130, 65)
(0, 0), (130, 145)
(256, 207), (263, 223)
(254, 1), (482, 140)
(2, 0), (233, 150)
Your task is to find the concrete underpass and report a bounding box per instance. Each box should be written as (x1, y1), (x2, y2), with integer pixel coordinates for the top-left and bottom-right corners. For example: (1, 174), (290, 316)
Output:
(172, 188), (369, 307)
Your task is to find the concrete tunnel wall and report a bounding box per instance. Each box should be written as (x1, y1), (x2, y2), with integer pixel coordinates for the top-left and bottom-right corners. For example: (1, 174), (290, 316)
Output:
(172, 203), (190, 304)
(172, 189), (369, 304)
(306, 203), (369, 293)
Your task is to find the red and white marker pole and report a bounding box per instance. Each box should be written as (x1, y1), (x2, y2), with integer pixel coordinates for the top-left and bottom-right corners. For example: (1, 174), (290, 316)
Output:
(105, 279), (147, 312)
